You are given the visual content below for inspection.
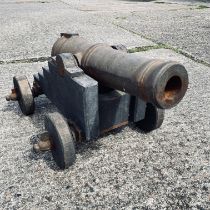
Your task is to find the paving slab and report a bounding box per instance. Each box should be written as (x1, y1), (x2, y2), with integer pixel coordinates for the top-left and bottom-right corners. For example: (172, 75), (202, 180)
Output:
(61, 0), (196, 12)
(59, 0), (210, 64)
(0, 0), (154, 61)
(0, 49), (209, 209)
(112, 1), (210, 63)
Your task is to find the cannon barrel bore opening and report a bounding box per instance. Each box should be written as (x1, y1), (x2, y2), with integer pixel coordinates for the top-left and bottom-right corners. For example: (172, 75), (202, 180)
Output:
(164, 76), (182, 103)
(148, 62), (188, 109)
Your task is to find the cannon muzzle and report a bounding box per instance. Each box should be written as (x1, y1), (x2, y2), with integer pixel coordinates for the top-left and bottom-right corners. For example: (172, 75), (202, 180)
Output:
(52, 34), (188, 109)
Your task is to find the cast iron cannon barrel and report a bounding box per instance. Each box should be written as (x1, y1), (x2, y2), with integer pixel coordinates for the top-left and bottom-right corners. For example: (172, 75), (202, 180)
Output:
(51, 34), (188, 109)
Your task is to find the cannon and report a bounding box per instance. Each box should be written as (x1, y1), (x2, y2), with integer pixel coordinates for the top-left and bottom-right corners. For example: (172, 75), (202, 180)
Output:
(6, 33), (188, 169)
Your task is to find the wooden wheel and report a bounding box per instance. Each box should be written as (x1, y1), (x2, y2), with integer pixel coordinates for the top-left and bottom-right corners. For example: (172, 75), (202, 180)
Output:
(13, 76), (35, 115)
(45, 112), (76, 169)
(136, 103), (165, 132)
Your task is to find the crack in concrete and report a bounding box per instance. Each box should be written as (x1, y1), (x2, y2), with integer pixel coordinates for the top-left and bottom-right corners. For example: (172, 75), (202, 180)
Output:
(0, 56), (50, 65)
(1, 23), (209, 68)
(128, 45), (165, 53)
(0, 1), (50, 5)
(1, 43), (210, 68)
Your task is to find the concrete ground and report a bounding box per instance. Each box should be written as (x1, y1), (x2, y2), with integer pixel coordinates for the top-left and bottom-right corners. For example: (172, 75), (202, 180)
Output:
(0, 0), (209, 209)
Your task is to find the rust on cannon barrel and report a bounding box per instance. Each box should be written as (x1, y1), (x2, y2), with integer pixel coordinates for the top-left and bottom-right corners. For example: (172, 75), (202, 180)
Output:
(51, 33), (188, 109)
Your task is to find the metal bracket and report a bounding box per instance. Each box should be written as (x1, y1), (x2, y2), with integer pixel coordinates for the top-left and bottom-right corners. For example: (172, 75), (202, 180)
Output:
(60, 33), (79, 38)
(111, 44), (128, 53)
